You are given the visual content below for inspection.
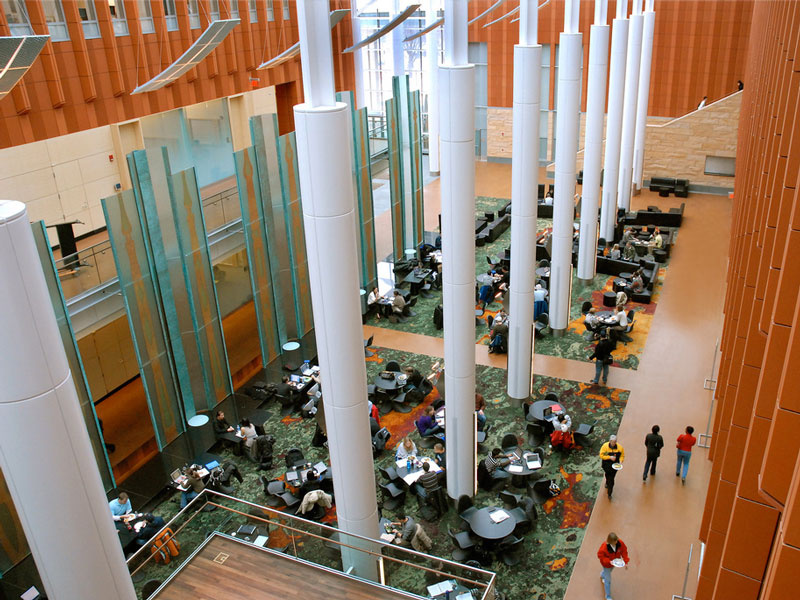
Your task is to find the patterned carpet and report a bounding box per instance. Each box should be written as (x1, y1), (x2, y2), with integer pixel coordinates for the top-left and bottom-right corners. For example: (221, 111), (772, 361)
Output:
(135, 346), (629, 600)
(365, 196), (670, 370)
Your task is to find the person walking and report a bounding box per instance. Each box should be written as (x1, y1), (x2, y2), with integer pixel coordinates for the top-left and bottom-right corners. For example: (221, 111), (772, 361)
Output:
(589, 333), (616, 385)
(599, 435), (625, 499)
(643, 425), (664, 482)
(597, 532), (630, 600)
(676, 426), (697, 483)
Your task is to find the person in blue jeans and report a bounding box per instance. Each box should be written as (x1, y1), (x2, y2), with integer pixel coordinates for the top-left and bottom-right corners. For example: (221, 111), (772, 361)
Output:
(589, 333), (616, 385)
(180, 467), (205, 508)
(416, 407), (442, 437)
(675, 426), (697, 483)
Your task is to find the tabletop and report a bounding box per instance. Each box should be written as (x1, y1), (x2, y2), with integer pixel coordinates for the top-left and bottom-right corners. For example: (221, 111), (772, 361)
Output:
(529, 399), (565, 423)
(535, 267), (551, 278)
(394, 457), (442, 486)
(374, 373), (406, 391)
(466, 506), (516, 541)
(506, 450), (543, 476)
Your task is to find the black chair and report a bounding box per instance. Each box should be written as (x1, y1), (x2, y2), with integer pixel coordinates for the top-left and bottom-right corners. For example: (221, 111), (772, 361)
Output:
(499, 535), (524, 566)
(499, 490), (523, 508)
(573, 421), (597, 446)
(526, 423), (546, 448)
(375, 388), (394, 416)
(379, 466), (400, 482)
(403, 296), (418, 317)
(141, 580), (163, 599)
(364, 335), (375, 357)
(581, 301), (592, 315)
(416, 419), (440, 449)
(285, 448), (306, 469)
(509, 506), (532, 536)
(501, 433), (519, 455)
(538, 258), (550, 268)
(392, 391), (412, 413)
(448, 527), (476, 562)
(531, 479), (556, 505)
(534, 313), (549, 337)
(380, 481), (406, 510)
(544, 392), (558, 403)
(297, 501), (326, 521)
(276, 393), (295, 417)
(386, 361), (401, 372)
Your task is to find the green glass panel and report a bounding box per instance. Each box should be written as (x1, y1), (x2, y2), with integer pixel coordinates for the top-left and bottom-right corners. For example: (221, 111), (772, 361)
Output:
(407, 89), (425, 247)
(167, 163), (233, 408)
(102, 190), (184, 448)
(234, 146), (281, 365)
(386, 96), (405, 262)
(30, 221), (115, 490)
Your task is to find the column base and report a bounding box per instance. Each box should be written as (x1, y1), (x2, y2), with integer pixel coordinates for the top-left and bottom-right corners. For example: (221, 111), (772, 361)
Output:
(578, 277), (594, 286)
(551, 328), (567, 337)
(506, 394), (529, 407)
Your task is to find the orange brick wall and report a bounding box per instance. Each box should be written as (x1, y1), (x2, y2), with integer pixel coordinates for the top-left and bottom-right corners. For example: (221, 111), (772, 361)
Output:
(469, 0), (754, 117)
(0, 0), (356, 148)
(697, 2), (800, 599)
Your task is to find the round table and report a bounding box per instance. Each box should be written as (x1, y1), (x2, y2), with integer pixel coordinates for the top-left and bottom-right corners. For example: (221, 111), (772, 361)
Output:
(466, 507), (516, 541)
(618, 271), (633, 281)
(613, 278), (628, 293)
(373, 374), (404, 391)
(535, 267), (551, 279)
(528, 399), (565, 422)
(282, 341), (301, 352)
(653, 249), (667, 263)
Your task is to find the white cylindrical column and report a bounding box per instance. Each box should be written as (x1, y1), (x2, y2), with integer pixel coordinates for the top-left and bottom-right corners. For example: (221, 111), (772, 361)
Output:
(426, 0), (440, 175)
(507, 0), (540, 402)
(616, 5), (644, 211)
(295, 1), (379, 580)
(0, 201), (137, 600)
(441, 0), (475, 499)
(599, 13), (629, 242)
(550, 30), (582, 335)
(633, 2), (655, 189)
(577, 14), (610, 283)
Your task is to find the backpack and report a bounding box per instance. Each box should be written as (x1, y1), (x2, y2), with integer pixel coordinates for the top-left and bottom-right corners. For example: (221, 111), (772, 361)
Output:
(433, 305), (444, 329)
(372, 427), (391, 453)
(150, 528), (180, 564)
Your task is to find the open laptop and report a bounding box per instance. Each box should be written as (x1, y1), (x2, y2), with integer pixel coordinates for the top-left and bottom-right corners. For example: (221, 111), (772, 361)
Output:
(290, 374), (302, 383)
(170, 468), (188, 486)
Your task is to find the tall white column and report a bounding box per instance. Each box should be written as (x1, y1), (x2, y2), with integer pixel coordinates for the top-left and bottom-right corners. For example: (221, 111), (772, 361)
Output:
(633, 0), (655, 189)
(441, 0), (476, 499)
(351, 1), (366, 108)
(426, 0), (440, 175)
(507, 0), (541, 401)
(294, 0), (379, 579)
(599, 3), (629, 242)
(550, 1), (582, 335)
(616, 0), (643, 211)
(0, 201), (137, 600)
(577, 1), (609, 283)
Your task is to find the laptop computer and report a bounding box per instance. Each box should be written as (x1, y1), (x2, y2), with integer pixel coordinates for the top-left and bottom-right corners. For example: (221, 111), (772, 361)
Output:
(170, 469), (188, 486)
(290, 374), (302, 383)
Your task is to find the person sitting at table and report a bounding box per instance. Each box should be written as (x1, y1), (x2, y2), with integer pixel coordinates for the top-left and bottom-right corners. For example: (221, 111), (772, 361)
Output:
(610, 306), (629, 339)
(300, 469), (322, 498)
(391, 290), (406, 317)
(213, 410), (234, 436)
(276, 375), (294, 400)
(415, 462), (448, 515)
(484, 448), (513, 480)
(134, 513), (167, 546)
(367, 399), (380, 426)
(395, 437), (418, 461)
(392, 515), (433, 552)
(109, 492), (132, 521)
(623, 241), (636, 262)
(616, 289), (628, 311)
(609, 243), (621, 260)
(621, 227), (634, 246)
(478, 282), (494, 309)
(416, 406), (442, 437)
(181, 467), (206, 509)
(630, 270), (645, 293)
(367, 287), (383, 320)
(584, 308), (601, 333)
(534, 284), (549, 319)
(213, 410), (242, 454)
(649, 227), (663, 250)
(550, 422), (575, 451)
(403, 365), (424, 388)
(544, 190), (554, 205)
(556, 412), (572, 431)
(239, 419), (257, 449)
(433, 442), (446, 468)
(475, 393), (487, 431)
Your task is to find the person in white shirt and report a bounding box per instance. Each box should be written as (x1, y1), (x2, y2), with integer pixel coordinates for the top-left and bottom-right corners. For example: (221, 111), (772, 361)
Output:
(239, 419), (258, 448)
(584, 308), (600, 331)
(367, 287), (383, 320)
(609, 244), (621, 260)
(395, 437), (418, 461)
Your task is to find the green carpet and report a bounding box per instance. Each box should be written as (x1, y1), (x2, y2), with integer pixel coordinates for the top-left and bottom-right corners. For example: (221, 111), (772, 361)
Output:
(366, 196), (671, 370)
(134, 346), (629, 600)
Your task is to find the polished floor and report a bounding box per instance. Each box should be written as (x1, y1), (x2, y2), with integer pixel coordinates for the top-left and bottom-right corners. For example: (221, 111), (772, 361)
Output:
(370, 162), (726, 600)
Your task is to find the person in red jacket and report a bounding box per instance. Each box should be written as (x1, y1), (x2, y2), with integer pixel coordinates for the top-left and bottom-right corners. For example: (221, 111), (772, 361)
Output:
(676, 425), (697, 483)
(550, 423), (575, 451)
(597, 532), (629, 600)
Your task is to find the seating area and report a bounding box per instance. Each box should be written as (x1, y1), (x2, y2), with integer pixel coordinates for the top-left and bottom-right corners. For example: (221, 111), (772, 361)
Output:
(648, 176), (689, 198)
(621, 202), (686, 227)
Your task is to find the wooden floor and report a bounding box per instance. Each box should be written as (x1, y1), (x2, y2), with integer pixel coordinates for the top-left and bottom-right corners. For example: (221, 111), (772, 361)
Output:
(153, 534), (414, 600)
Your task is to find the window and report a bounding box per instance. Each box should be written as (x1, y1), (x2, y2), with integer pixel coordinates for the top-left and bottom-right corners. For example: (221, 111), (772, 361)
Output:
(705, 156), (736, 177)
(108, 0), (128, 36)
(163, 0), (178, 31)
(188, 0), (200, 29)
(266, 0), (274, 21)
(282, 0), (290, 21)
(137, 0), (154, 33)
(42, 1), (69, 41)
(77, 1), (100, 38)
(229, 0), (239, 19)
(1, 0), (33, 35)
(210, 0), (219, 20)
(248, 0), (257, 22)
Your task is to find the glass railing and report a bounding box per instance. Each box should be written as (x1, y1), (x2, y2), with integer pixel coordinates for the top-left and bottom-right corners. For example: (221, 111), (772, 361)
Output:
(127, 490), (496, 600)
(55, 239), (117, 300)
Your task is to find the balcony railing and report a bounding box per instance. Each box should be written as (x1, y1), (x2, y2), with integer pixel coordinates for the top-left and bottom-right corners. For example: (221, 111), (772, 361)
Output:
(126, 490), (496, 600)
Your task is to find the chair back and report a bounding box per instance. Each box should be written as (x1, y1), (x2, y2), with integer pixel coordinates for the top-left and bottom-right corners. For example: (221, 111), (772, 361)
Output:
(386, 361), (401, 372)
(366, 335), (374, 346)
(544, 392), (558, 402)
(456, 494), (473, 514)
(539, 258), (550, 268)
(536, 313), (549, 326)
(581, 301), (592, 314)
(285, 448), (305, 469)
(501, 433), (518, 450)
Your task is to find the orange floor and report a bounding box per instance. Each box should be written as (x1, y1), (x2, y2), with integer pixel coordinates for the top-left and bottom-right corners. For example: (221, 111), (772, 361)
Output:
(372, 162), (726, 600)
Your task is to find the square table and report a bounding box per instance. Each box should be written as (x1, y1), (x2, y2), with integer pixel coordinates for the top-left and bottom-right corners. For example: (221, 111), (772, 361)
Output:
(394, 457), (442, 486)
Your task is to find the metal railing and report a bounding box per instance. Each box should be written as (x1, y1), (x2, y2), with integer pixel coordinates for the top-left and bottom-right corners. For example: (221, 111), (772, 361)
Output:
(127, 490), (496, 600)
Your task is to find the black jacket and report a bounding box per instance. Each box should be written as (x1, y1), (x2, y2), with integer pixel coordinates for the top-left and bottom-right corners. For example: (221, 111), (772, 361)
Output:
(645, 433), (664, 459)
(589, 339), (616, 362)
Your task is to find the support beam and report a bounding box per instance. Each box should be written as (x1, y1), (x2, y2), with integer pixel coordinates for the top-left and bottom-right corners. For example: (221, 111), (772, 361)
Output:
(426, 0), (440, 175)
(633, 0), (655, 189)
(294, 0), (379, 580)
(0, 200), (137, 600)
(507, 0), (541, 402)
(351, 2), (366, 108)
(577, 1), (609, 283)
(550, 0), (582, 335)
(441, 0), (476, 499)
(617, 0), (644, 211)
(599, 3), (629, 242)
